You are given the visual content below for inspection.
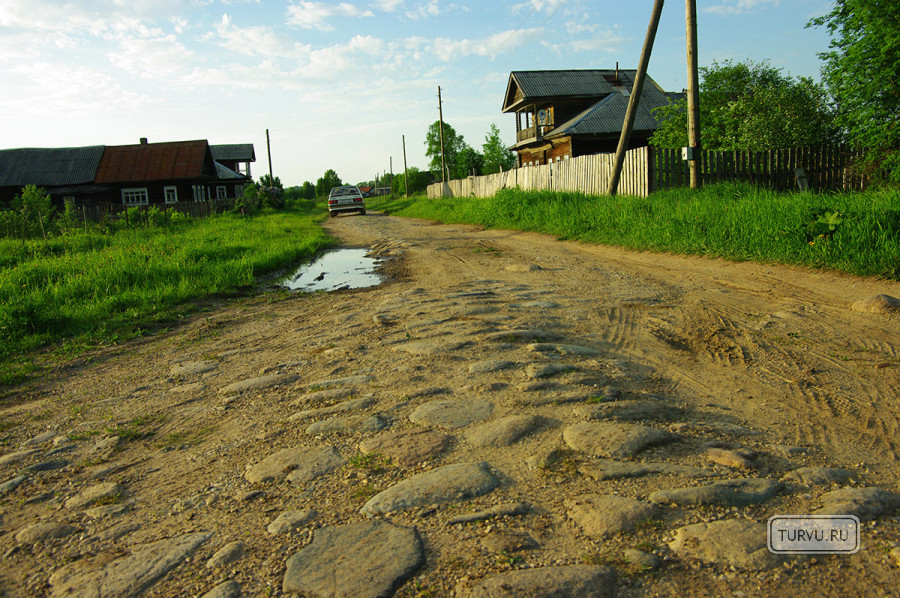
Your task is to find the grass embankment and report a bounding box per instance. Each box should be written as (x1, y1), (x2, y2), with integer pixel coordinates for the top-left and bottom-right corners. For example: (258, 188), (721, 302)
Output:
(369, 184), (900, 280)
(0, 206), (336, 386)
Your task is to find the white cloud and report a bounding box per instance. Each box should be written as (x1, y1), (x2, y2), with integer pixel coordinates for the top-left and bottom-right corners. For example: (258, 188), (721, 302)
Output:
(705, 0), (780, 15)
(213, 14), (311, 59)
(513, 0), (567, 13)
(405, 1), (441, 20)
(286, 1), (375, 30)
(106, 35), (194, 78)
(373, 0), (404, 11)
(543, 22), (628, 54)
(431, 29), (539, 61)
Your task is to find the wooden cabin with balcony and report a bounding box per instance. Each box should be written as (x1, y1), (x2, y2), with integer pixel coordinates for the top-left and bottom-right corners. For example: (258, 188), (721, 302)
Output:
(502, 69), (683, 167)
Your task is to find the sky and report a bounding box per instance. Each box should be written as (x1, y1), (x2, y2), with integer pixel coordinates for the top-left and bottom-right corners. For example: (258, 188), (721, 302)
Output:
(1, 0), (835, 187)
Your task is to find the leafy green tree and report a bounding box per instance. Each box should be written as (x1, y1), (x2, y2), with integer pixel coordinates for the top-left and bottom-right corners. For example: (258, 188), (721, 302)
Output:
(455, 146), (484, 178)
(425, 121), (468, 180)
(650, 60), (838, 151)
(482, 124), (517, 174)
(809, 0), (900, 181)
(393, 167), (433, 195)
(300, 181), (316, 199)
(13, 185), (54, 239)
(315, 169), (342, 199)
(258, 174), (283, 190)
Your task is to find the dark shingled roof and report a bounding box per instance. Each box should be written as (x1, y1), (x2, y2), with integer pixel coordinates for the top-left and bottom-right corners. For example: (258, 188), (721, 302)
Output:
(0, 146), (106, 187)
(545, 90), (681, 139)
(503, 69), (667, 112)
(95, 140), (217, 183)
(210, 144), (256, 162)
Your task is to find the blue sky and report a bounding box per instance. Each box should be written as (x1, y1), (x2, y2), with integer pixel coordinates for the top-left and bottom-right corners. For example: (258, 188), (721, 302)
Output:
(1, 0), (834, 186)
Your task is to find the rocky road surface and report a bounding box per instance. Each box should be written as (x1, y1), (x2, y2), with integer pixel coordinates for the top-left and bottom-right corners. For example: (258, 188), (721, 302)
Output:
(2, 211), (900, 597)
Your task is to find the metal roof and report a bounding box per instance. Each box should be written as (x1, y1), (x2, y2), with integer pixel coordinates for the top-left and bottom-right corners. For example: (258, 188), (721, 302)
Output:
(95, 140), (217, 183)
(210, 144), (256, 162)
(0, 146), (105, 187)
(503, 69), (667, 112)
(214, 161), (248, 180)
(545, 90), (683, 138)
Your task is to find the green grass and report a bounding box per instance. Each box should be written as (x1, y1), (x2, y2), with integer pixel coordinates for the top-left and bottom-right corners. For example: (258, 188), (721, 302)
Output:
(0, 205), (336, 386)
(368, 184), (900, 279)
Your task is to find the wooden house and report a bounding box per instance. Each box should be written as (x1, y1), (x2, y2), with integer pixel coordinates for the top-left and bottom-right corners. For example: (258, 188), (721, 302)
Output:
(0, 139), (253, 209)
(502, 69), (683, 166)
(211, 144), (256, 179)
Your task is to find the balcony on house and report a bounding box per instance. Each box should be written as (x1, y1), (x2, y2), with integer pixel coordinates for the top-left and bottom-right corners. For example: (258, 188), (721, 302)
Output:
(515, 105), (555, 143)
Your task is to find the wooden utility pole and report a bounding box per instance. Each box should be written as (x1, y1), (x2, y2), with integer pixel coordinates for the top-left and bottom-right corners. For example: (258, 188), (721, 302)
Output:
(402, 135), (409, 199)
(607, 0), (665, 196)
(438, 86), (447, 184)
(686, 0), (702, 189)
(390, 156), (393, 194)
(266, 128), (273, 184)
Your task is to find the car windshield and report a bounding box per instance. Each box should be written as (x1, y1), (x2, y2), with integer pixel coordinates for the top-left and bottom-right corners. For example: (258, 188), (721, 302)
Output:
(331, 187), (358, 196)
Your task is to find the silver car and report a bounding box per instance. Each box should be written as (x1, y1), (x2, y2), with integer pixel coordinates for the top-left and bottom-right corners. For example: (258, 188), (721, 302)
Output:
(327, 186), (366, 217)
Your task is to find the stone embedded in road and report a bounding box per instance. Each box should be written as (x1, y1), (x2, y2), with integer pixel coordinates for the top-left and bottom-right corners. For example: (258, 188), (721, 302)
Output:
(485, 329), (562, 343)
(704, 447), (755, 469)
(282, 520), (424, 598)
(289, 396), (377, 422)
(0, 475), (27, 496)
(244, 445), (344, 485)
(267, 509), (316, 535)
(563, 421), (677, 458)
(579, 459), (717, 481)
(168, 361), (218, 377)
(623, 549), (661, 571)
(781, 467), (853, 487)
(850, 294), (900, 314)
(815, 487), (900, 521)
(465, 415), (546, 448)
(217, 373), (298, 395)
(15, 522), (79, 544)
(409, 399), (493, 430)
(361, 462), (499, 515)
(649, 478), (781, 507)
(397, 340), (471, 355)
(305, 414), (388, 435)
(574, 401), (684, 423)
(49, 531), (212, 598)
(447, 502), (529, 525)
(669, 519), (782, 570)
(65, 482), (126, 511)
(206, 541), (245, 569)
(525, 363), (576, 379)
(291, 387), (356, 406)
(565, 494), (659, 538)
(358, 429), (452, 467)
(25, 459), (69, 473)
(0, 448), (41, 468)
(528, 343), (602, 357)
(468, 359), (516, 374)
(456, 565), (616, 598)
(201, 580), (242, 598)
(305, 374), (374, 390)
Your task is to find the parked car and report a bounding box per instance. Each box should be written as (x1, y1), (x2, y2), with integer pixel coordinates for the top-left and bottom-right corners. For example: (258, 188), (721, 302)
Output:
(327, 186), (366, 217)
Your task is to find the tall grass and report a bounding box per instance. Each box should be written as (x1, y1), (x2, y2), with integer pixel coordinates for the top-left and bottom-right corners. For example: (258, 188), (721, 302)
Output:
(368, 184), (900, 279)
(0, 207), (336, 384)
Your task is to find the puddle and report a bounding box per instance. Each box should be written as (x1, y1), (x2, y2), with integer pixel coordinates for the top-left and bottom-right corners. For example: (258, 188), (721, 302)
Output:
(280, 248), (385, 292)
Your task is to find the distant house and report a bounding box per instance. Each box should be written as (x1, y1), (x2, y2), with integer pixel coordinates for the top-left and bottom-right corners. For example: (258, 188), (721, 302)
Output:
(502, 69), (683, 166)
(0, 138), (254, 208)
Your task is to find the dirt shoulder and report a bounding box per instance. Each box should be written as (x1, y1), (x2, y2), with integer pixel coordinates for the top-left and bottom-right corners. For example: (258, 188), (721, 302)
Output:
(1, 212), (899, 597)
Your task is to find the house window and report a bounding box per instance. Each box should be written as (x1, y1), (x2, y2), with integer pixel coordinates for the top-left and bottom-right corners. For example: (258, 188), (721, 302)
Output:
(192, 185), (207, 202)
(122, 188), (148, 206)
(164, 186), (178, 204)
(216, 186), (227, 200)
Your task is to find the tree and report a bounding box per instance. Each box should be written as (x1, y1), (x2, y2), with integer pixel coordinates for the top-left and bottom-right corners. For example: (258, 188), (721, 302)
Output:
(14, 185), (54, 239)
(315, 169), (342, 199)
(393, 166), (433, 195)
(456, 146), (484, 178)
(258, 174), (283, 190)
(809, 1), (900, 181)
(650, 60), (838, 152)
(300, 181), (316, 199)
(482, 124), (517, 174)
(424, 121), (468, 180)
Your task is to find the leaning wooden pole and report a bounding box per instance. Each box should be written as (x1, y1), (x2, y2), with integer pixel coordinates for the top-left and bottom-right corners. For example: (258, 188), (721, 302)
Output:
(402, 135), (409, 199)
(607, 0), (665, 197)
(686, 0), (702, 189)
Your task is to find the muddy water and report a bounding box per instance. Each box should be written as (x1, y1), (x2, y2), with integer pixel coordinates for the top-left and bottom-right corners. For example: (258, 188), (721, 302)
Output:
(280, 248), (384, 292)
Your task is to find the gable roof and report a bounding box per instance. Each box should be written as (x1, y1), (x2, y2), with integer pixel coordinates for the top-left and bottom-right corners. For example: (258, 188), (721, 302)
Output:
(0, 146), (105, 187)
(544, 90), (681, 139)
(95, 140), (217, 183)
(210, 144), (256, 162)
(502, 69), (668, 113)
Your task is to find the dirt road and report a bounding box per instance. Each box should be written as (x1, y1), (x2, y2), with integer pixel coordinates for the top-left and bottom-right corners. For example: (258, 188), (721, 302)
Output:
(2, 212), (899, 596)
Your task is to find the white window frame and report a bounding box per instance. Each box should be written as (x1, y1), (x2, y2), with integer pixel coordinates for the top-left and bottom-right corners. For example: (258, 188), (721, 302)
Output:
(216, 185), (227, 200)
(192, 185), (207, 202)
(164, 186), (178, 204)
(121, 187), (149, 206)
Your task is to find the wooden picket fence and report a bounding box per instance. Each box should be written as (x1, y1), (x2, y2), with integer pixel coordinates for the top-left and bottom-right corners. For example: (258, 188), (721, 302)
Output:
(428, 144), (865, 199)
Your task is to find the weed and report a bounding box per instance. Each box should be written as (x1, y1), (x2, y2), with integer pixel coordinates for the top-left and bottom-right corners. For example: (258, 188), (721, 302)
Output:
(351, 483), (378, 500)
(156, 426), (215, 449)
(68, 430), (100, 441)
(29, 409), (53, 422)
(92, 492), (122, 507)
(347, 452), (391, 473)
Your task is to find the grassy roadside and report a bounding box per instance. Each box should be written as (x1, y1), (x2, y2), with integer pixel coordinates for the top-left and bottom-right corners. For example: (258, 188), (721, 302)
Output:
(368, 184), (900, 280)
(0, 205), (336, 387)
